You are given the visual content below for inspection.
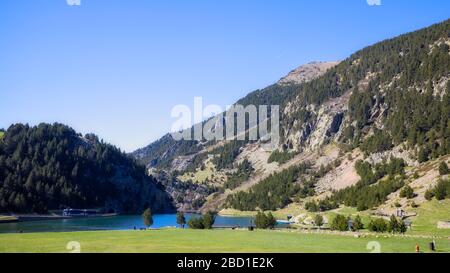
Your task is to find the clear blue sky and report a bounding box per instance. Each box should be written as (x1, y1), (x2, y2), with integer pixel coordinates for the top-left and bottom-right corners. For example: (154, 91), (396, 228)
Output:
(1, 0), (449, 152)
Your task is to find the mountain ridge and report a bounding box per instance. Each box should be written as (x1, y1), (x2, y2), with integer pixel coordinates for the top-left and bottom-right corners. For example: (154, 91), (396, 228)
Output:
(134, 18), (450, 214)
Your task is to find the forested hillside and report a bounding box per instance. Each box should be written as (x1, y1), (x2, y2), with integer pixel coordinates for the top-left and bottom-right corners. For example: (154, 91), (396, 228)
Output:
(132, 19), (450, 214)
(0, 123), (174, 213)
(225, 19), (450, 212)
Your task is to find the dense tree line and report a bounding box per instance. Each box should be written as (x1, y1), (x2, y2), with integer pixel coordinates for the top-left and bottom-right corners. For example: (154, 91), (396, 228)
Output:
(0, 123), (173, 213)
(367, 216), (407, 234)
(267, 150), (296, 164)
(224, 159), (254, 190)
(305, 199), (339, 212)
(325, 159), (406, 211)
(226, 163), (310, 211)
(359, 130), (394, 155)
(212, 140), (248, 170)
(343, 20), (450, 160)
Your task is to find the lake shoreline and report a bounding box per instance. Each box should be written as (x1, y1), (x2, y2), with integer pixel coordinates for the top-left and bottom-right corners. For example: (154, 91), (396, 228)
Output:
(0, 213), (119, 223)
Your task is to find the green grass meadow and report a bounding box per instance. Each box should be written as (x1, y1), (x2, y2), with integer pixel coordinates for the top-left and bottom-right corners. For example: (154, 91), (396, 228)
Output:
(1, 229), (449, 253)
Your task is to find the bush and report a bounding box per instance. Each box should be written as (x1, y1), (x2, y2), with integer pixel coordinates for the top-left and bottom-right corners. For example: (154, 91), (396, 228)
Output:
(330, 214), (349, 231)
(388, 215), (400, 233)
(368, 218), (388, 233)
(399, 185), (415, 199)
(202, 212), (216, 229)
(388, 215), (407, 234)
(176, 211), (186, 228)
(188, 216), (205, 229)
(188, 212), (217, 229)
(142, 208), (153, 228)
(434, 179), (449, 200)
(439, 162), (450, 175)
(353, 215), (364, 231)
(254, 211), (277, 229)
(305, 201), (319, 212)
(424, 189), (435, 201)
(314, 214), (324, 228)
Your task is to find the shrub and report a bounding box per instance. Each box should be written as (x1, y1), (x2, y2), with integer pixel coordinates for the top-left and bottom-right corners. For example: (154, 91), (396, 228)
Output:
(399, 185), (415, 199)
(434, 179), (448, 200)
(439, 162), (450, 175)
(142, 208), (153, 228)
(330, 214), (349, 231)
(188, 216), (204, 229)
(424, 189), (435, 201)
(388, 215), (407, 234)
(314, 214), (324, 228)
(188, 212), (217, 229)
(254, 211), (277, 229)
(353, 215), (364, 231)
(368, 218), (388, 233)
(202, 212), (216, 229)
(305, 201), (319, 212)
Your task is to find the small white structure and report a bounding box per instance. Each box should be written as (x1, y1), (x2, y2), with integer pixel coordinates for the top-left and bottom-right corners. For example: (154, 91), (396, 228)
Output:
(396, 209), (406, 218)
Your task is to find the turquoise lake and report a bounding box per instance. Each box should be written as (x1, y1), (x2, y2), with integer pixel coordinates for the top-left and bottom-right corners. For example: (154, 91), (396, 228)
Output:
(0, 214), (258, 233)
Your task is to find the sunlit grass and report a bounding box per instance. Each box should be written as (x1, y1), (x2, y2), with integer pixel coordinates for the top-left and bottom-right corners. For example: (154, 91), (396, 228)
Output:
(1, 228), (449, 253)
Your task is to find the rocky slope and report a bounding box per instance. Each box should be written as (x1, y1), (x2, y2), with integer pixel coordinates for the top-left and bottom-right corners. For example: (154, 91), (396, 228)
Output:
(134, 19), (450, 214)
(278, 61), (340, 85)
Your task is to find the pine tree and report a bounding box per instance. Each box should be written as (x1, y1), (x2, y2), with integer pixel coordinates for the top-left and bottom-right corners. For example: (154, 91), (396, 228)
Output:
(142, 208), (153, 228)
(439, 162), (450, 175)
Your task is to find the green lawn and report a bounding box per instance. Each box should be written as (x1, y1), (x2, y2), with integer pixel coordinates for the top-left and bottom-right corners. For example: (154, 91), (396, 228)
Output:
(409, 199), (450, 236)
(0, 229), (449, 253)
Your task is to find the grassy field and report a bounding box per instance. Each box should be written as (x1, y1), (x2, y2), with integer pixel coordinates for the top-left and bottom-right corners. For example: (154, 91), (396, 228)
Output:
(0, 229), (449, 253)
(0, 131), (4, 139)
(409, 199), (450, 236)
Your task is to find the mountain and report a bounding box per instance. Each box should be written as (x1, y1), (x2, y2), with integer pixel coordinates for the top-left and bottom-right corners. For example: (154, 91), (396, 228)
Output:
(0, 123), (174, 214)
(134, 19), (450, 214)
(278, 61), (340, 86)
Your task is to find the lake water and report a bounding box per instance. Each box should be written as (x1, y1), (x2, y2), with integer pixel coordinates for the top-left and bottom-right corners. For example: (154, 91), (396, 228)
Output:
(0, 214), (259, 233)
